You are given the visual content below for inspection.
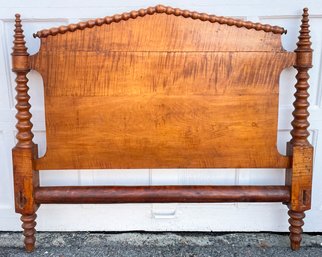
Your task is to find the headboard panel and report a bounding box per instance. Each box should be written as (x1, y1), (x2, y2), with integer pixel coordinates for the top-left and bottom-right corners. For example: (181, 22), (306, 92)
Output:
(29, 7), (295, 170)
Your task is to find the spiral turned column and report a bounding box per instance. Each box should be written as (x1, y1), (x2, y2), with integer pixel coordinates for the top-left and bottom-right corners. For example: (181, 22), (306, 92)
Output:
(290, 8), (312, 147)
(12, 13), (33, 149)
(21, 214), (37, 252)
(288, 210), (305, 250)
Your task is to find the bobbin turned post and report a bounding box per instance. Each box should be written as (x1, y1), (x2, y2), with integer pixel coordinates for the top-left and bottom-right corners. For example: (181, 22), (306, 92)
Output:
(12, 14), (39, 252)
(286, 7), (313, 251)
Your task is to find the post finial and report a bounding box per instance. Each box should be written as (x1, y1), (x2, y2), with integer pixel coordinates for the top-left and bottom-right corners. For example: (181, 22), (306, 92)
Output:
(13, 13), (29, 56)
(290, 8), (313, 147)
(295, 8), (312, 52)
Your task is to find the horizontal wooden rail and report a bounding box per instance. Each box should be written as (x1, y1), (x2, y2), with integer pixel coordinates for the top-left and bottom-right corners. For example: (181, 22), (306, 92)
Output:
(34, 186), (290, 204)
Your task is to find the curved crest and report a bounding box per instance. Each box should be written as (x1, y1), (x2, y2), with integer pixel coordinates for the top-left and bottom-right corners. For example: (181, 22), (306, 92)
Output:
(33, 4), (286, 38)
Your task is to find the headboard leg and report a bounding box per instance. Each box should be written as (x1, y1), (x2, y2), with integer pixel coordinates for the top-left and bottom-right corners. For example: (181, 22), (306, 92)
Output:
(288, 210), (305, 250)
(21, 213), (37, 252)
(12, 14), (39, 252)
(13, 147), (39, 252)
(286, 145), (313, 251)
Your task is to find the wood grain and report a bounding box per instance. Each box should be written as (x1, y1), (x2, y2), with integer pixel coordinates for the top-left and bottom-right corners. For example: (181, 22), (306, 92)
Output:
(31, 49), (295, 169)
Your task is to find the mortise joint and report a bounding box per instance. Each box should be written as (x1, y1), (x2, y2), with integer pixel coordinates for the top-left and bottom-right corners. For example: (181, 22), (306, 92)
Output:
(302, 189), (310, 206)
(17, 191), (27, 209)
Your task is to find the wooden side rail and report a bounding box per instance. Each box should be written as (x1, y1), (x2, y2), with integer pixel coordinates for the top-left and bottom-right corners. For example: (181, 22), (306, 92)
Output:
(34, 186), (291, 204)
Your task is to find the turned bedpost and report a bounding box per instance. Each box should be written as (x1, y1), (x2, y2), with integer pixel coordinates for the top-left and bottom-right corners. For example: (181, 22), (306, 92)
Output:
(12, 13), (33, 149)
(12, 14), (39, 253)
(290, 8), (313, 147)
(286, 8), (313, 251)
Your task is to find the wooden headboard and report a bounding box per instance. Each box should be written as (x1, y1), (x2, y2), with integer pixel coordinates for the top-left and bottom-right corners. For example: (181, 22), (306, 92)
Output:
(11, 5), (313, 252)
(30, 6), (295, 170)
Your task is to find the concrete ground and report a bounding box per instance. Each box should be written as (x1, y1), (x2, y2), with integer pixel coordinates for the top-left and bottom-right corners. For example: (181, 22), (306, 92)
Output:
(0, 232), (322, 257)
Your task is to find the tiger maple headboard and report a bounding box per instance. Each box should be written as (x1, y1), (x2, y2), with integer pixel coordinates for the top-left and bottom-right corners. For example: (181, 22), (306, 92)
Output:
(12, 5), (313, 252)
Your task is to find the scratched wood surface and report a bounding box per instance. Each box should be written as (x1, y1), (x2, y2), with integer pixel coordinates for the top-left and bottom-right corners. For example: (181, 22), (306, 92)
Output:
(30, 13), (296, 170)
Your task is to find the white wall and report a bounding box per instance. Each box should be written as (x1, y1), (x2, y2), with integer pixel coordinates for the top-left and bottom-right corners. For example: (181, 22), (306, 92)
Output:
(0, 0), (321, 232)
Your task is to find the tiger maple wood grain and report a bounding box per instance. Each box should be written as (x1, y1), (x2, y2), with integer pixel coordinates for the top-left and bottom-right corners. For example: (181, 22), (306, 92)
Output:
(31, 51), (294, 169)
(29, 13), (296, 170)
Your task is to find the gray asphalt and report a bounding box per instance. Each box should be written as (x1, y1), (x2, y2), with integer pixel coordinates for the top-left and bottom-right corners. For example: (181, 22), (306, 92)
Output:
(0, 232), (322, 257)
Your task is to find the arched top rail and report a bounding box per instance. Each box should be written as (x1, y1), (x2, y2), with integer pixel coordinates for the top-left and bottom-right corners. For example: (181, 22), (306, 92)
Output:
(33, 4), (286, 39)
